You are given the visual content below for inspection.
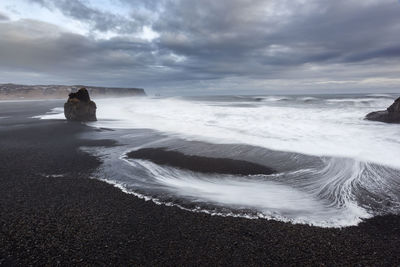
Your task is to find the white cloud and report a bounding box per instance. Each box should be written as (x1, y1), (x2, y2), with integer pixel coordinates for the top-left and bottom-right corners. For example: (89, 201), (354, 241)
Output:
(1, 0), (400, 94)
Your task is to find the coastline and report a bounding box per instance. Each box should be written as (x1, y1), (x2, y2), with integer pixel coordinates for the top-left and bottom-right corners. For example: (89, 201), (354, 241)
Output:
(1, 102), (400, 265)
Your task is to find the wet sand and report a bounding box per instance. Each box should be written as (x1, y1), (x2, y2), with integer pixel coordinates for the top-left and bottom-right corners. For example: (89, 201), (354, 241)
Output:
(1, 101), (400, 265)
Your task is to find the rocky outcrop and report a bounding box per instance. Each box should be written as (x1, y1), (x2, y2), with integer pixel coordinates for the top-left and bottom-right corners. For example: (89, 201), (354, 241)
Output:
(365, 97), (400, 123)
(64, 88), (97, 121)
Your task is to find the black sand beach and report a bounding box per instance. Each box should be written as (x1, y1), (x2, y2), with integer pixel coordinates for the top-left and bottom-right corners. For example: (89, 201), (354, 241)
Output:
(1, 101), (400, 266)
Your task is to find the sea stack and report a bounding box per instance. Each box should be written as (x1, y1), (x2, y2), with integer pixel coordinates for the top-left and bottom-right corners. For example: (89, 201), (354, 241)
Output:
(365, 97), (400, 123)
(64, 88), (97, 121)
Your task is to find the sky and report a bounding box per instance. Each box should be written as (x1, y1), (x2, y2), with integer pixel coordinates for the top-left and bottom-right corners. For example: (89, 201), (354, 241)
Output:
(0, 0), (400, 95)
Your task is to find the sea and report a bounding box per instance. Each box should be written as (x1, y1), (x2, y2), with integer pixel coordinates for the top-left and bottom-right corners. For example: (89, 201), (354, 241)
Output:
(39, 93), (400, 228)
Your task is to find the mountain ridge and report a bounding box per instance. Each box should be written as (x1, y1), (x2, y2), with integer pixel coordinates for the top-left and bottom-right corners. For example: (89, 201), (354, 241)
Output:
(0, 83), (146, 100)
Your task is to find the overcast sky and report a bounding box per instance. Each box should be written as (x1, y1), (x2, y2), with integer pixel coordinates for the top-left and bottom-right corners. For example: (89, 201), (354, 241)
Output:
(0, 0), (400, 95)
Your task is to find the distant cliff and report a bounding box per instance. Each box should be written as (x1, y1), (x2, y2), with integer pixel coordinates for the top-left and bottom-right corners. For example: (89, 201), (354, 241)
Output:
(0, 83), (146, 100)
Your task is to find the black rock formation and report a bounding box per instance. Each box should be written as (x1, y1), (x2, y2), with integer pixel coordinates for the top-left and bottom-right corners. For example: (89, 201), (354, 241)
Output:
(64, 88), (97, 121)
(365, 97), (400, 123)
(68, 88), (91, 102)
(127, 148), (275, 175)
(388, 97), (400, 112)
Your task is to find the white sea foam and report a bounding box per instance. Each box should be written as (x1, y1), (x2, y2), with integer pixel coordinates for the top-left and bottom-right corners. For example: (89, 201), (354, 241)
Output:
(74, 96), (398, 169)
(259, 96), (291, 101)
(39, 95), (400, 227)
(298, 96), (318, 102)
(32, 107), (64, 119)
(39, 96), (399, 168)
(326, 98), (376, 102)
(100, 158), (370, 227)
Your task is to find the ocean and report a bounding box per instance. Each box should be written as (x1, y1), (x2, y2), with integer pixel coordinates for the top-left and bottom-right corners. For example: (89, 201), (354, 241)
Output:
(39, 93), (400, 227)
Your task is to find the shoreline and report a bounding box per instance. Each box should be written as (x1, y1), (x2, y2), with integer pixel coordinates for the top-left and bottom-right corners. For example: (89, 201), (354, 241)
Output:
(1, 101), (400, 265)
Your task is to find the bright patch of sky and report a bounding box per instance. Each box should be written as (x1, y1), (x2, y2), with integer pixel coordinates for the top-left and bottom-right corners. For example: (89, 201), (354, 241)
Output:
(0, 0), (89, 35)
(0, 0), (159, 41)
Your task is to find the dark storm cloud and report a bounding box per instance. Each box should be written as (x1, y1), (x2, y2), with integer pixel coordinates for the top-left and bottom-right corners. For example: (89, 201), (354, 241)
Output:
(1, 0), (400, 93)
(0, 13), (9, 21)
(0, 18), (211, 91)
(23, 0), (400, 70)
(0, 19), (163, 85)
(0, 20), (92, 67)
(153, 0), (400, 78)
(266, 1), (400, 63)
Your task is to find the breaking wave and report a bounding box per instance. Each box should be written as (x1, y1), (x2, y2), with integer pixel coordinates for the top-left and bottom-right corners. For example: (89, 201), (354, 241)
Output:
(39, 94), (400, 227)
